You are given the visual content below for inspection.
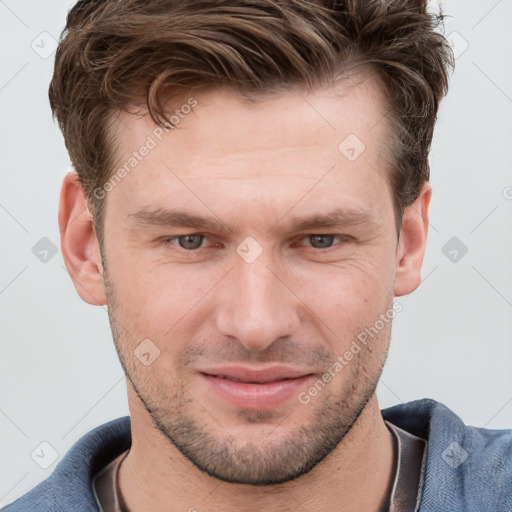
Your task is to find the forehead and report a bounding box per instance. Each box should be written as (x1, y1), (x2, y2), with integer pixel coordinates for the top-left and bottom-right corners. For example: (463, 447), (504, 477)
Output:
(105, 72), (393, 227)
(112, 70), (388, 156)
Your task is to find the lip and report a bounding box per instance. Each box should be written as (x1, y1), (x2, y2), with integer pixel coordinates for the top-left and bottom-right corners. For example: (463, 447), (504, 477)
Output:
(200, 365), (311, 383)
(199, 366), (315, 410)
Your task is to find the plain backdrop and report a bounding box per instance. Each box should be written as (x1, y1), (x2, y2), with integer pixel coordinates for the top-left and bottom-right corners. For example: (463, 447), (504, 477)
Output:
(1, 0), (511, 506)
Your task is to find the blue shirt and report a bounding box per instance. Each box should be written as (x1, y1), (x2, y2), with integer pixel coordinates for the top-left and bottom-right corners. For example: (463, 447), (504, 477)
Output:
(2, 398), (511, 511)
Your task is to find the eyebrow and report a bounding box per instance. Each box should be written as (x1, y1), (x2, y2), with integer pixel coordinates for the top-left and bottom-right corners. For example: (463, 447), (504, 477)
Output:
(283, 207), (375, 232)
(128, 207), (375, 234)
(128, 209), (233, 233)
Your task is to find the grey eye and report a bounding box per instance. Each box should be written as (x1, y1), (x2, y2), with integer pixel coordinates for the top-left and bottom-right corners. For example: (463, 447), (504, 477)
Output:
(177, 235), (204, 250)
(308, 235), (335, 249)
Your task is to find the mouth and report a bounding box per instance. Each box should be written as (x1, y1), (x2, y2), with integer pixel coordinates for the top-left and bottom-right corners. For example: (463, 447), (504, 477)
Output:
(198, 366), (315, 410)
(211, 374), (300, 384)
(200, 365), (312, 383)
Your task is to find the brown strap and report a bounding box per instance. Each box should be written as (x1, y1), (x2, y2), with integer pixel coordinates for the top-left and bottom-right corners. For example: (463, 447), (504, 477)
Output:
(92, 449), (129, 512)
(385, 420), (427, 512)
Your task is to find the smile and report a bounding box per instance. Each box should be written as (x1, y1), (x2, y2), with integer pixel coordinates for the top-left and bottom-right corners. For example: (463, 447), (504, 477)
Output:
(198, 366), (315, 410)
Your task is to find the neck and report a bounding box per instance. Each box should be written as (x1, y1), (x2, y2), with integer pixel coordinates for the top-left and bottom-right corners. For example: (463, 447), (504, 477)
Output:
(118, 392), (395, 512)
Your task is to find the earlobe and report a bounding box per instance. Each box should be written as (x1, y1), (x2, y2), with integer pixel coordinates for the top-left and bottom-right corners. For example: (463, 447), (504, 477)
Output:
(393, 182), (432, 297)
(58, 172), (107, 306)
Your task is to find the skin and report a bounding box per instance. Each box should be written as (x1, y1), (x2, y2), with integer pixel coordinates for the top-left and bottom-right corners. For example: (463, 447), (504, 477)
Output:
(59, 71), (431, 512)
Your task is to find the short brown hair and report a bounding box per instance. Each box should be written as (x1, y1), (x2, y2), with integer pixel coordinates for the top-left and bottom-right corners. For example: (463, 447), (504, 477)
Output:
(49, 0), (454, 246)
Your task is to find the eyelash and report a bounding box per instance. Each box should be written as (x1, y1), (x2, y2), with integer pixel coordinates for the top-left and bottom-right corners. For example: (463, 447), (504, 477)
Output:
(160, 233), (351, 252)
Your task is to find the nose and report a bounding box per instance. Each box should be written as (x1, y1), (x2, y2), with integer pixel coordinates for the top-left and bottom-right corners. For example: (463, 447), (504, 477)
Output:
(215, 248), (301, 352)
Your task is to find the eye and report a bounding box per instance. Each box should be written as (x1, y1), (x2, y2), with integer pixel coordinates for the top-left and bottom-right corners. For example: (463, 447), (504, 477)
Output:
(299, 234), (350, 249)
(160, 233), (350, 253)
(164, 234), (207, 250)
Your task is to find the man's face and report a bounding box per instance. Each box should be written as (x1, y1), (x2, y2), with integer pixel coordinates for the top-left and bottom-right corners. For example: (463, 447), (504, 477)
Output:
(101, 74), (402, 485)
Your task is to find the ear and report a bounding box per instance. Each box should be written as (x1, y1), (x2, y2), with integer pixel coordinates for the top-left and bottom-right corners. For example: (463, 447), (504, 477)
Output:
(58, 172), (106, 306)
(394, 182), (432, 296)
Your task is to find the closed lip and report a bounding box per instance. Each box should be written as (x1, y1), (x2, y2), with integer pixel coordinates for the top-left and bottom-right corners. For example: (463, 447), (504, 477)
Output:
(199, 365), (313, 384)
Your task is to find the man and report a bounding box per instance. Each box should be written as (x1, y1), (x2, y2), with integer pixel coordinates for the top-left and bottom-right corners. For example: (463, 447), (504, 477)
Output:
(3, 0), (511, 511)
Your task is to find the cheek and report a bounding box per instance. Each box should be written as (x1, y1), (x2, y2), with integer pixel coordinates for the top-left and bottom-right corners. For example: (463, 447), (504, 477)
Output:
(107, 256), (221, 336)
(293, 254), (394, 318)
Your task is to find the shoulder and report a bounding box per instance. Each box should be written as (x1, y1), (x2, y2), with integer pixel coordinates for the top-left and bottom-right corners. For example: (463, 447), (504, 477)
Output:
(1, 416), (131, 512)
(382, 398), (512, 512)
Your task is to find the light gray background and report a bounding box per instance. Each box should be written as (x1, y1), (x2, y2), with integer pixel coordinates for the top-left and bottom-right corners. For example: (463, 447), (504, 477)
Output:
(1, 0), (511, 506)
